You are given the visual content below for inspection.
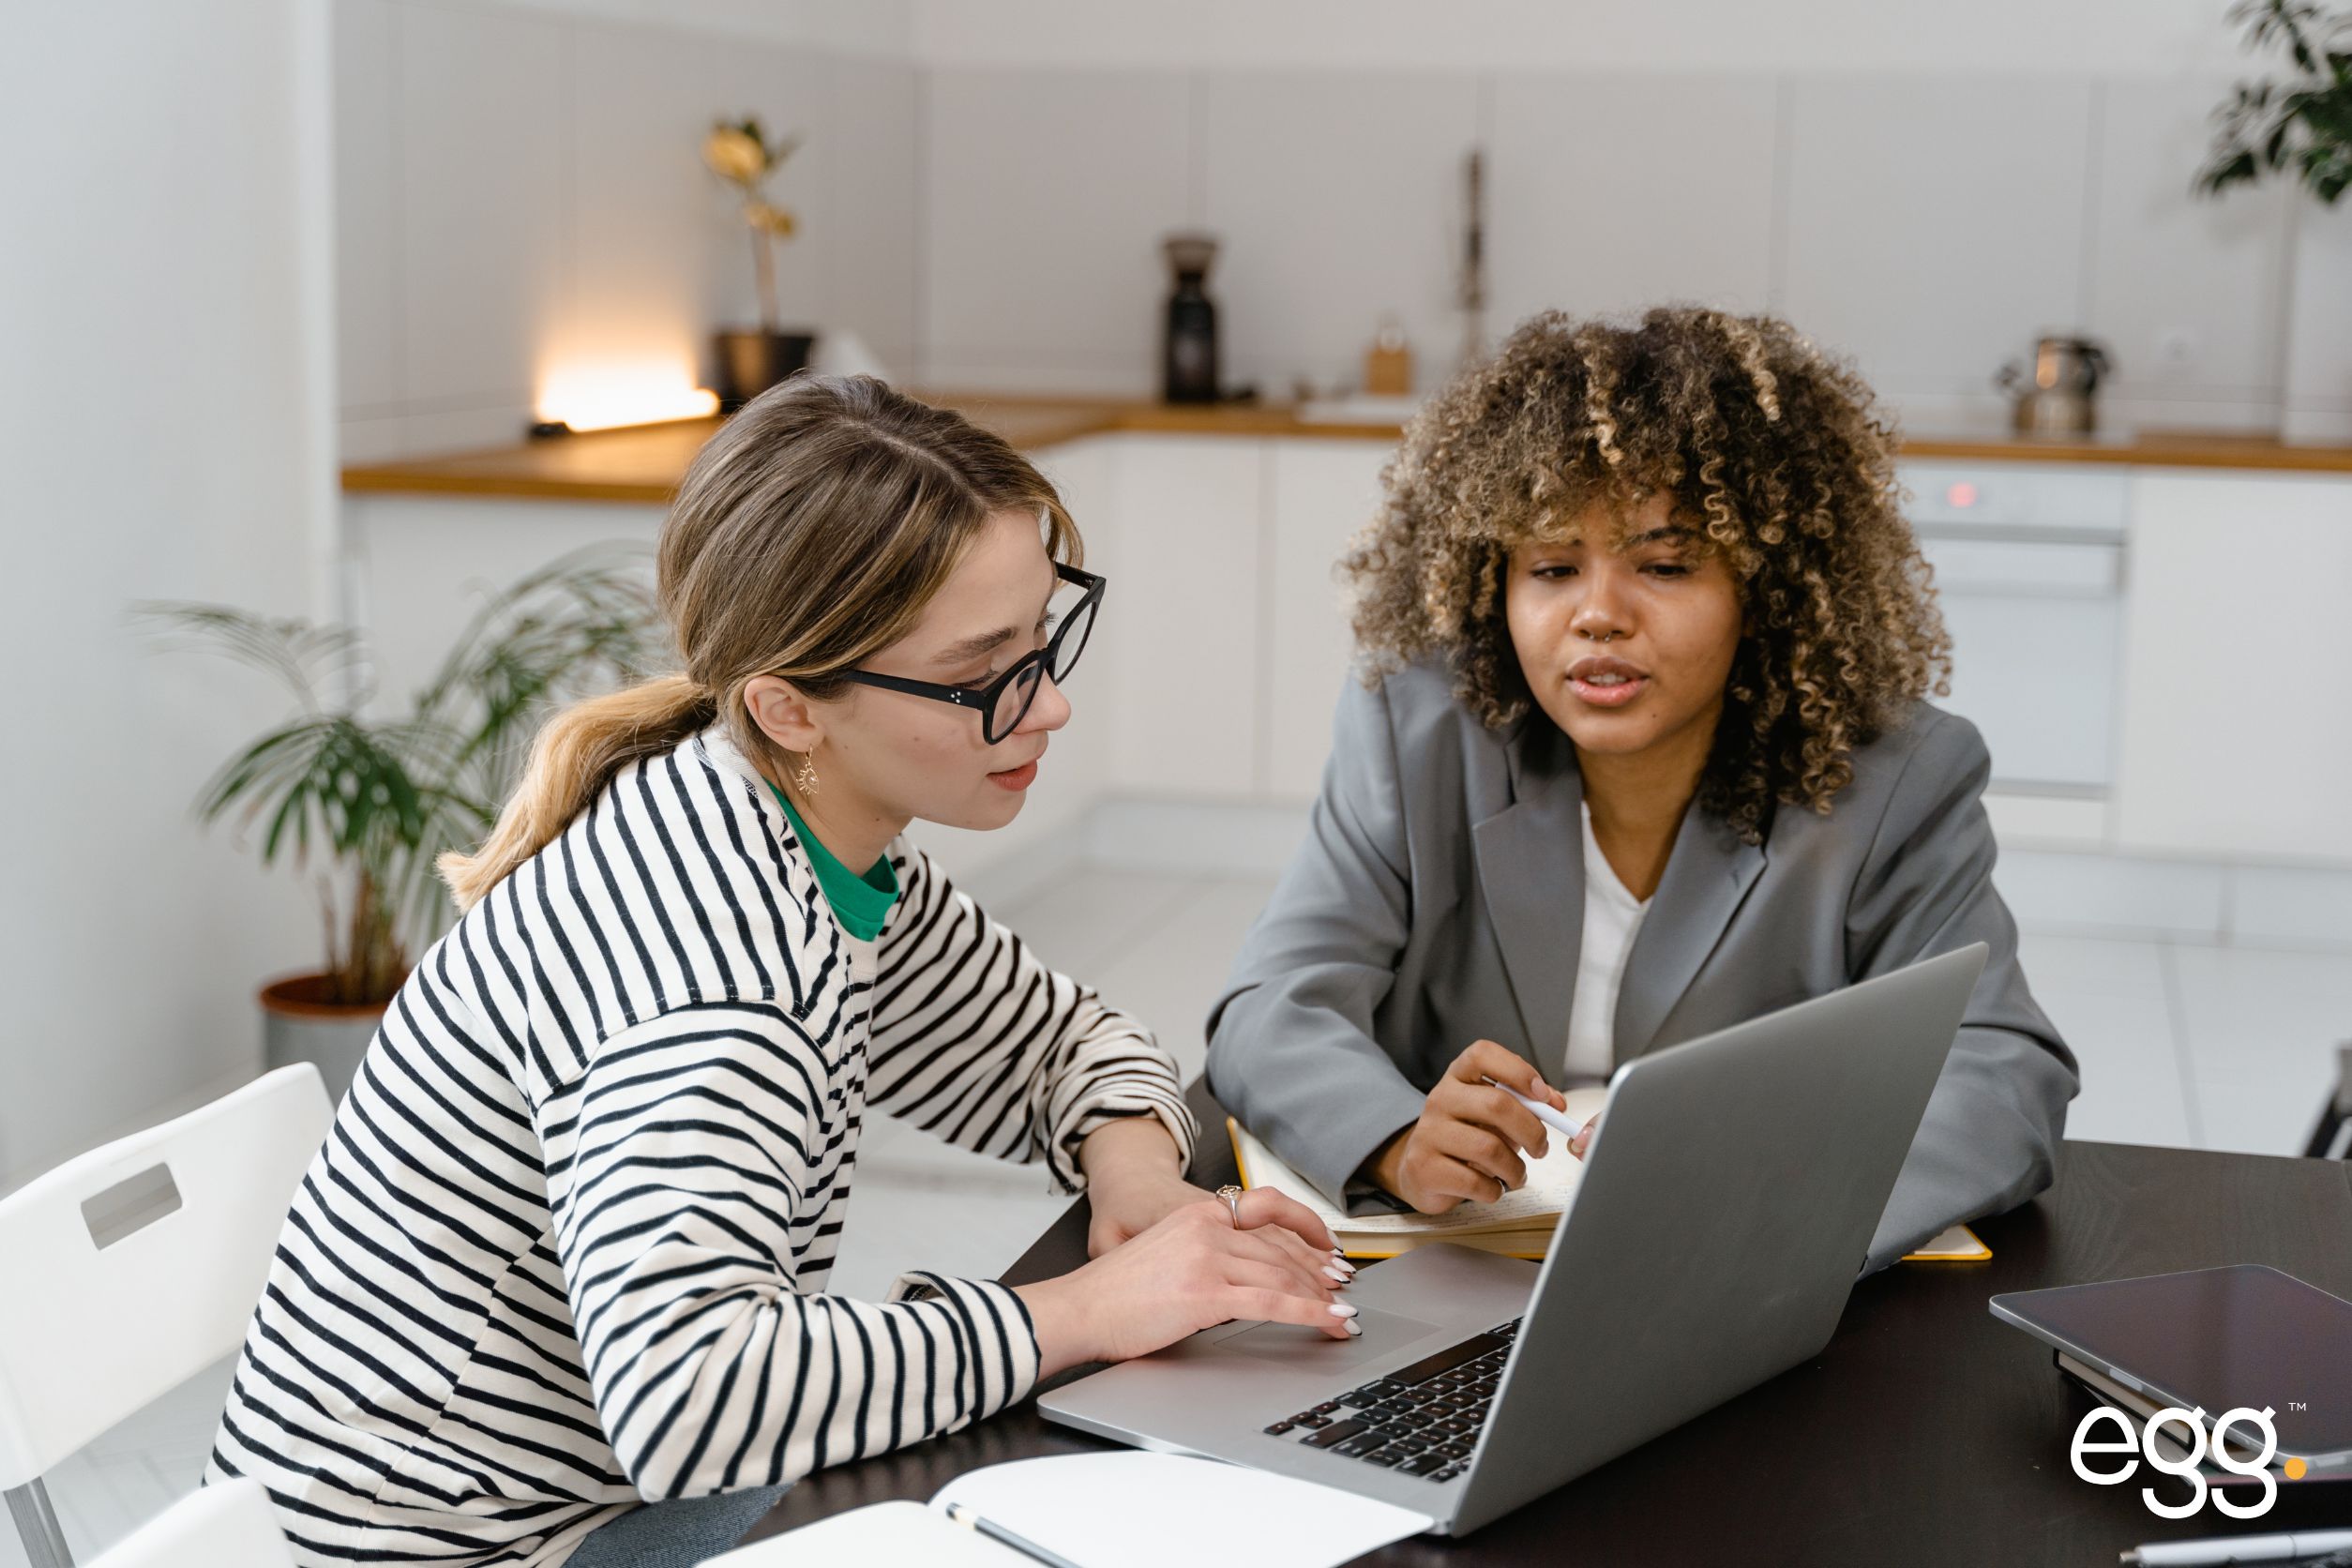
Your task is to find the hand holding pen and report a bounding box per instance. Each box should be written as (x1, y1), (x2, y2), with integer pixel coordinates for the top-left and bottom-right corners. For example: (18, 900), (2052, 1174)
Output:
(1364, 1040), (1585, 1213)
(1484, 1075), (1599, 1160)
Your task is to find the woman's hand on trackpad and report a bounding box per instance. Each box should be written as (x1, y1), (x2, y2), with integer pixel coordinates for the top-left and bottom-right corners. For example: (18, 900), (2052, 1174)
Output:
(1012, 1189), (1360, 1377)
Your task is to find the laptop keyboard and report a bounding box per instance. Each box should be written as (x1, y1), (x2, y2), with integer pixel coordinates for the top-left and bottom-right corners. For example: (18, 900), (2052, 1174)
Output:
(1259, 1317), (1521, 1484)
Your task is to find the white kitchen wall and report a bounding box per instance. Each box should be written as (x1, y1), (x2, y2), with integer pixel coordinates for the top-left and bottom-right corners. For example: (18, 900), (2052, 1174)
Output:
(901, 1), (2340, 437)
(2094, 78), (2299, 426)
(0, 0), (335, 1188)
(333, 0), (922, 462)
(337, 2), (2352, 461)
(921, 68), (1194, 395)
(920, 63), (2332, 436)
(1783, 75), (2098, 414)
(388, 3), (568, 441)
(905, 1), (2258, 77)
(1196, 71), (1482, 399)
(495, 0), (912, 53)
(1484, 74), (1782, 333)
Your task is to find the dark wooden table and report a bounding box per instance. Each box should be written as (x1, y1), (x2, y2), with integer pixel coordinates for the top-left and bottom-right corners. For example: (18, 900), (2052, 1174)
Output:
(749, 1083), (2352, 1565)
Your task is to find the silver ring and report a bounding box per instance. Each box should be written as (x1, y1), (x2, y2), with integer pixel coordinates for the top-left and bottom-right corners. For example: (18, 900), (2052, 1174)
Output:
(1215, 1184), (1244, 1228)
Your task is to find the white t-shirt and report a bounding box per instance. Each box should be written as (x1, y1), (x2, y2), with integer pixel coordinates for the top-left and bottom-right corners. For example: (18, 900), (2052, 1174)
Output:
(1562, 801), (1652, 1083)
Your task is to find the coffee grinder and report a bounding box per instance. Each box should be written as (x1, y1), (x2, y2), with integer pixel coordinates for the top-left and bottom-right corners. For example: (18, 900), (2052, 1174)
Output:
(1161, 232), (1221, 404)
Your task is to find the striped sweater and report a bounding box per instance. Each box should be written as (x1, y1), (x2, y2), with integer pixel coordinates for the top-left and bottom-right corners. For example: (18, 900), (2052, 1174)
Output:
(205, 727), (1197, 1565)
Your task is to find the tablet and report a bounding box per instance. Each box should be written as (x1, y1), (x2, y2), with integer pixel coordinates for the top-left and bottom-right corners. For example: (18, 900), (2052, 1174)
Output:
(1989, 1265), (2352, 1465)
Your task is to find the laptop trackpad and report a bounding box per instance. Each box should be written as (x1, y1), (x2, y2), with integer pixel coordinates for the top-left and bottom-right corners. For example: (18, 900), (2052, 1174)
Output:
(1211, 1305), (1440, 1374)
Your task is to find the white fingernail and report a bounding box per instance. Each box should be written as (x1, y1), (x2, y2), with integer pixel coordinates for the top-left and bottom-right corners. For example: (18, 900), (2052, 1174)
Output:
(1323, 1264), (1349, 1283)
(1343, 1319), (1363, 1336)
(1329, 1302), (1359, 1319)
(1334, 1257), (1357, 1274)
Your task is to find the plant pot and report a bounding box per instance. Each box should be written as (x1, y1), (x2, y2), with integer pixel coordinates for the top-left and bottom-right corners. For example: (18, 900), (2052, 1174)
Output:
(714, 328), (816, 411)
(259, 972), (392, 1104)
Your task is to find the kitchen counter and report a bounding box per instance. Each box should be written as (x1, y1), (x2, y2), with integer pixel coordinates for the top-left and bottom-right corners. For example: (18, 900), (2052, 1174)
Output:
(339, 391), (2352, 505)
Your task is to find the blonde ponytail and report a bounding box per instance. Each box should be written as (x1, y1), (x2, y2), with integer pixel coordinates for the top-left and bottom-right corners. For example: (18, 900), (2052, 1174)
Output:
(439, 674), (716, 912)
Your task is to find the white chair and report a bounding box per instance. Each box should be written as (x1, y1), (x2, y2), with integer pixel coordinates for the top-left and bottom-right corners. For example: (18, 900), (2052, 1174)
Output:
(0, 1065), (332, 1568)
(84, 1477), (293, 1568)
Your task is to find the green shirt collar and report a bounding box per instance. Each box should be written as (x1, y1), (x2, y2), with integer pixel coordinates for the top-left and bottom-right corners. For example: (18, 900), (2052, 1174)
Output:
(763, 779), (899, 942)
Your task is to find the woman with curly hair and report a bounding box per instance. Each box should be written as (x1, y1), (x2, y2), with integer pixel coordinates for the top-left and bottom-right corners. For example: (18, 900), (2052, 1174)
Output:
(1205, 306), (2078, 1272)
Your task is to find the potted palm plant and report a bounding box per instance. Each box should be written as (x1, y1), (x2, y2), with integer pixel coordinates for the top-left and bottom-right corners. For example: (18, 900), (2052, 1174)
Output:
(142, 548), (664, 1098)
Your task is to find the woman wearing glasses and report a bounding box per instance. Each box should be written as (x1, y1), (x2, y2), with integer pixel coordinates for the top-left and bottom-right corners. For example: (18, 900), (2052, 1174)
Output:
(207, 374), (1354, 1568)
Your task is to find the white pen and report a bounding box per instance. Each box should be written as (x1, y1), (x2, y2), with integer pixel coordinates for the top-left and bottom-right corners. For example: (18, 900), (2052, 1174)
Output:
(2122, 1528), (2352, 1566)
(1481, 1075), (1591, 1146)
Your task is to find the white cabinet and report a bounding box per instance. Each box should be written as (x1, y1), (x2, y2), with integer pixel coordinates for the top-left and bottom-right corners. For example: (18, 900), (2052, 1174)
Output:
(343, 494), (664, 710)
(1072, 434), (1394, 803)
(1076, 441), (2352, 875)
(1265, 441), (1394, 799)
(1053, 432), (1395, 803)
(1024, 435), (1117, 810)
(2115, 471), (2352, 863)
(1095, 436), (1268, 799)
(346, 436), (2352, 890)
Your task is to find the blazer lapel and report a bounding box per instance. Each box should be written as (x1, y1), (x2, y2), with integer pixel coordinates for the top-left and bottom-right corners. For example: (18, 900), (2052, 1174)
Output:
(1612, 803), (1767, 1066)
(1472, 717), (1585, 1081)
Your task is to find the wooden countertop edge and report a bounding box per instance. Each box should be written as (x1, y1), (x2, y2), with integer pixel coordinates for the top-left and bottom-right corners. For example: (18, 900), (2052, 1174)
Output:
(339, 469), (682, 505)
(339, 401), (2352, 503)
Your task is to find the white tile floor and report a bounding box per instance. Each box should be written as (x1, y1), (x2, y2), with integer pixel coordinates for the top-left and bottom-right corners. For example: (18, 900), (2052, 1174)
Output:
(12, 865), (2347, 1566)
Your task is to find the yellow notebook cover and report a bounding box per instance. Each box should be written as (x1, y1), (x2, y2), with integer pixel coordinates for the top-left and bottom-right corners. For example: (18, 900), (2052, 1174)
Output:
(1225, 1117), (1988, 1265)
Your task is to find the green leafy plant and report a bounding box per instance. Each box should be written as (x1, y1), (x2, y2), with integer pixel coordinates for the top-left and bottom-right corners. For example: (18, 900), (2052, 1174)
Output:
(141, 547), (665, 1005)
(2199, 0), (2352, 205)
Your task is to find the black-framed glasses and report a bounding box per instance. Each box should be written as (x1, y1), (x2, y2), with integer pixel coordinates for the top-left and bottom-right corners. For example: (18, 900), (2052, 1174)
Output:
(839, 563), (1103, 744)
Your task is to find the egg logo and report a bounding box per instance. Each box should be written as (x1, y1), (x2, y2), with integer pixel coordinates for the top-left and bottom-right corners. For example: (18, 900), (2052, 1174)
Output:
(2069, 1403), (2284, 1519)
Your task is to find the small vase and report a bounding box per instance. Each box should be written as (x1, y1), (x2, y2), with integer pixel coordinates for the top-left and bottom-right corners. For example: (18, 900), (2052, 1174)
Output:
(260, 972), (392, 1105)
(714, 329), (817, 411)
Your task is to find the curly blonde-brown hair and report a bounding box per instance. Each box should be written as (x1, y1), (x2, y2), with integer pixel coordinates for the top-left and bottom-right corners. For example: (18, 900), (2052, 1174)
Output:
(1344, 305), (1952, 844)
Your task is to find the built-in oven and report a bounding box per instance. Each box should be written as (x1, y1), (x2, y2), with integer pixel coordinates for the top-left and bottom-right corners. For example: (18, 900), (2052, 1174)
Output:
(1897, 462), (2129, 815)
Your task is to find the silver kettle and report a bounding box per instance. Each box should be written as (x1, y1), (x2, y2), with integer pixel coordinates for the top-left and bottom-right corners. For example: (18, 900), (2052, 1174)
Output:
(1995, 334), (2111, 437)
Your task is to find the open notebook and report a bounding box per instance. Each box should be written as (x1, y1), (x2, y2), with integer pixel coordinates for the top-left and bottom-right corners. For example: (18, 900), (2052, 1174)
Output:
(1229, 1098), (1604, 1259)
(711, 1452), (1431, 1567)
(1227, 1111), (1988, 1263)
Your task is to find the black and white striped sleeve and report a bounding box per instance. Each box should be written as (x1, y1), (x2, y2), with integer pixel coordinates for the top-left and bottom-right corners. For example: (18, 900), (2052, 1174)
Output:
(540, 1001), (1041, 1500)
(867, 845), (1199, 1193)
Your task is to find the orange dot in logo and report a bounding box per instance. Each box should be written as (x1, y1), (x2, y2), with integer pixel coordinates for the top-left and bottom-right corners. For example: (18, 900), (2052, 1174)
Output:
(2285, 1457), (2309, 1480)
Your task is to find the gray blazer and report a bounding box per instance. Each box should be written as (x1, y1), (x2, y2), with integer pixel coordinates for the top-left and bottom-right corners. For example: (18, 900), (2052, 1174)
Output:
(1204, 659), (2079, 1273)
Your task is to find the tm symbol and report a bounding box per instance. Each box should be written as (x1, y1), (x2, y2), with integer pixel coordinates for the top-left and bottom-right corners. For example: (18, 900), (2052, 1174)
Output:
(2291, 1401), (2309, 1411)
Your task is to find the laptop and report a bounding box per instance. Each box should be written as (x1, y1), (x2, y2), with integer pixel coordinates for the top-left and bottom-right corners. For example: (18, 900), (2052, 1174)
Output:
(1039, 943), (1989, 1536)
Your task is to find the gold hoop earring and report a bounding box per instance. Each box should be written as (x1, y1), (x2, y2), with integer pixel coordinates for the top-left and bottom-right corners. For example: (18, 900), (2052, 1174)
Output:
(792, 751), (819, 798)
